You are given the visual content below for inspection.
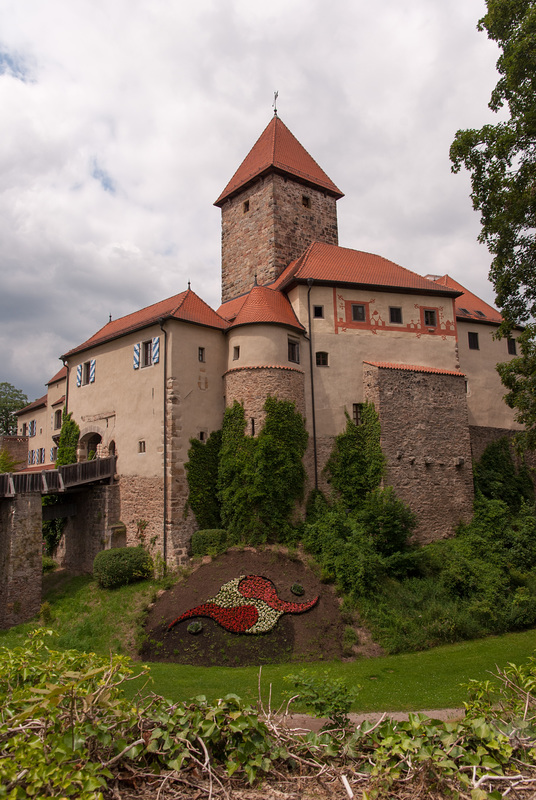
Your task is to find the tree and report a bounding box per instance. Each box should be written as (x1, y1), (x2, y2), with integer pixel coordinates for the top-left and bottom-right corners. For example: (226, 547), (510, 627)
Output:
(450, 0), (536, 446)
(0, 382), (28, 435)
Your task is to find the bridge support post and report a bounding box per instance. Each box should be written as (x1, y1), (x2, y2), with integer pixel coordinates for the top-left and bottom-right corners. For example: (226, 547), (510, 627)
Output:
(59, 484), (120, 573)
(0, 494), (42, 628)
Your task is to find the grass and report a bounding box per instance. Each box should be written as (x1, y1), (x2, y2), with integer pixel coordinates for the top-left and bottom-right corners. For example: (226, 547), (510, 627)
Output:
(1, 571), (535, 714)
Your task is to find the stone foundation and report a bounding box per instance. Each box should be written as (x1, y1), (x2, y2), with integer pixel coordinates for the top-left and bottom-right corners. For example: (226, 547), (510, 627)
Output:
(0, 493), (42, 628)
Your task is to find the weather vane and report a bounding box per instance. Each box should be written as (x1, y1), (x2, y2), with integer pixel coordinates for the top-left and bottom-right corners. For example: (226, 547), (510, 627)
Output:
(273, 90), (278, 116)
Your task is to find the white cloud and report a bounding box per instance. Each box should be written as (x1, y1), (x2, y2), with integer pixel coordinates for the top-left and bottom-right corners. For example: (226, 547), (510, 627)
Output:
(0, 0), (501, 400)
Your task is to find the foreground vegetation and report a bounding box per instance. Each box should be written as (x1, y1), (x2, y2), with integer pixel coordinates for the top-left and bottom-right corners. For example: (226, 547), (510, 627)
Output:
(2, 629), (536, 800)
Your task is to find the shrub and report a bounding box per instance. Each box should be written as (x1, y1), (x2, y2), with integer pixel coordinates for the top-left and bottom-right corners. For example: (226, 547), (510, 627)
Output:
(190, 529), (228, 557)
(93, 546), (153, 589)
(42, 555), (57, 573)
(356, 486), (417, 556)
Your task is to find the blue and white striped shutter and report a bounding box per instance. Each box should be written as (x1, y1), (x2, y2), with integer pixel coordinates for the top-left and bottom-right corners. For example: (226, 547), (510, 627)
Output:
(32, 450), (37, 465)
(89, 359), (96, 383)
(28, 450), (32, 465)
(50, 447), (54, 462)
(152, 336), (160, 364)
(41, 448), (45, 463)
(76, 364), (82, 387)
(133, 343), (140, 370)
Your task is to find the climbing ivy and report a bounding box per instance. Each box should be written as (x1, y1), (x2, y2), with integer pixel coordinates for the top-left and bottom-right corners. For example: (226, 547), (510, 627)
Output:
(43, 411), (80, 555)
(218, 401), (258, 543)
(185, 397), (309, 546)
(325, 403), (385, 510)
(55, 411), (80, 467)
(473, 436), (534, 513)
(184, 429), (222, 529)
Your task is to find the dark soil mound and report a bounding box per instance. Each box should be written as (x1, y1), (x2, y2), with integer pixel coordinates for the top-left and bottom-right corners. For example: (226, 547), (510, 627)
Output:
(140, 547), (381, 667)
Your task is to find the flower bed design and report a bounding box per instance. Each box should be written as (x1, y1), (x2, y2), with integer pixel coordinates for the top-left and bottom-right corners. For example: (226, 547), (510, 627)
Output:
(168, 575), (319, 635)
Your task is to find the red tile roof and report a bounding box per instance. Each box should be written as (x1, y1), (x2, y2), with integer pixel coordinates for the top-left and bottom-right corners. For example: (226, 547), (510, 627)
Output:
(62, 289), (227, 358)
(16, 394), (47, 415)
(225, 364), (304, 375)
(274, 242), (461, 296)
(364, 361), (465, 377)
(219, 285), (304, 331)
(47, 366), (67, 385)
(430, 275), (502, 324)
(215, 116), (343, 206)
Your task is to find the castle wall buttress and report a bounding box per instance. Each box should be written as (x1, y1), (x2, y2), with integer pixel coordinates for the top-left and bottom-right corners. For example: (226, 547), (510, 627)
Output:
(220, 174), (339, 303)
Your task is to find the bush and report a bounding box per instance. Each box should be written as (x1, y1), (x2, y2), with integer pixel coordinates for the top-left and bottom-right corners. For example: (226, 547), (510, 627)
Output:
(190, 529), (228, 557)
(93, 546), (153, 589)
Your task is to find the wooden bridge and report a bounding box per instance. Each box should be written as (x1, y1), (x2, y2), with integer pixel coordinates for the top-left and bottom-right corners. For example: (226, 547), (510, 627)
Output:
(0, 456), (116, 498)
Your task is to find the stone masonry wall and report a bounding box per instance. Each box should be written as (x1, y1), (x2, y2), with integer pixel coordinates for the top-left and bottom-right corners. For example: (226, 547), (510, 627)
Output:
(0, 435), (29, 471)
(224, 366), (306, 432)
(364, 364), (474, 543)
(0, 493), (42, 628)
(165, 376), (195, 567)
(469, 424), (536, 480)
(221, 174), (338, 302)
(58, 483), (120, 573)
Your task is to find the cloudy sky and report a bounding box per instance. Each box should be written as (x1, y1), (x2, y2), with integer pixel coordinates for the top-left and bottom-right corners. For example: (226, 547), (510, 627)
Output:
(1, 0), (501, 402)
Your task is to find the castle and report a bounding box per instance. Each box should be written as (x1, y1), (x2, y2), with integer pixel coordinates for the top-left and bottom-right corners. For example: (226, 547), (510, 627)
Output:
(15, 114), (522, 564)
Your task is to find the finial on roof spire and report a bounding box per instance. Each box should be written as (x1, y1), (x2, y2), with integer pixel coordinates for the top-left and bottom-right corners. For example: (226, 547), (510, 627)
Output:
(254, 273), (258, 286)
(273, 90), (278, 116)
(188, 280), (191, 290)
(109, 313), (112, 323)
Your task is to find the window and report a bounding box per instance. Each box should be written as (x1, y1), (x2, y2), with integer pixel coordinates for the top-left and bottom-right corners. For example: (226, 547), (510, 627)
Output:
(302, 195), (311, 208)
(508, 338), (517, 355)
(133, 338), (159, 370)
(288, 338), (300, 363)
(77, 359), (96, 385)
(198, 347), (205, 362)
(424, 309), (437, 327)
(243, 200), (249, 213)
(21, 422), (27, 436)
(141, 340), (152, 368)
(316, 351), (329, 366)
(468, 331), (479, 350)
(83, 361), (91, 384)
(352, 304), (366, 322)
(313, 305), (324, 318)
(28, 420), (36, 437)
(233, 346), (240, 361)
(138, 440), (146, 453)
(51, 446), (58, 462)
(54, 409), (62, 430)
(199, 431), (206, 442)
(389, 307), (403, 324)
(353, 403), (364, 425)
(28, 449), (33, 465)
(251, 418), (255, 436)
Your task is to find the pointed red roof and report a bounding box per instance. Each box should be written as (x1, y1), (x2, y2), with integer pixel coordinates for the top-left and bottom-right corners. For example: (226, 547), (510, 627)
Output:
(274, 242), (460, 296)
(219, 285), (304, 331)
(215, 116), (343, 206)
(431, 275), (502, 324)
(62, 289), (227, 359)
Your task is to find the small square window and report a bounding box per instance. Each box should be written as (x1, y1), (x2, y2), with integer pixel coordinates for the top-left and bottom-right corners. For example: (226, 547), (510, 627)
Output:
(424, 309), (437, 327)
(352, 304), (366, 322)
(233, 346), (240, 361)
(316, 351), (329, 366)
(198, 347), (205, 362)
(468, 331), (479, 350)
(389, 307), (403, 324)
(313, 305), (324, 318)
(243, 200), (249, 213)
(141, 341), (152, 367)
(138, 440), (146, 453)
(353, 403), (364, 425)
(288, 338), (300, 364)
(507, 338), (517, 355)
(302, 195), (311, 208)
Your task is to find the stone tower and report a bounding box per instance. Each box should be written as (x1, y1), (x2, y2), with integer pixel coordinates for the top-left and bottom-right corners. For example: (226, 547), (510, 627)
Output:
(215, 115), (344, 303)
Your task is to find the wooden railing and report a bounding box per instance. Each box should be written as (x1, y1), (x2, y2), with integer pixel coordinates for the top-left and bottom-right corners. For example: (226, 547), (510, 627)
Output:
(0, 456), (116, 499)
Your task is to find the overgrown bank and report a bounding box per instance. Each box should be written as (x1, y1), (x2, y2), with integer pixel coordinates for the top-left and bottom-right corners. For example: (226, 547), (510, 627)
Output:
(186, 397), (536, 654)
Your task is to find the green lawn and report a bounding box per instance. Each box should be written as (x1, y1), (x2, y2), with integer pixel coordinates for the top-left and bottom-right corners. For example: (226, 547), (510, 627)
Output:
(1, 572), (535, 713)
